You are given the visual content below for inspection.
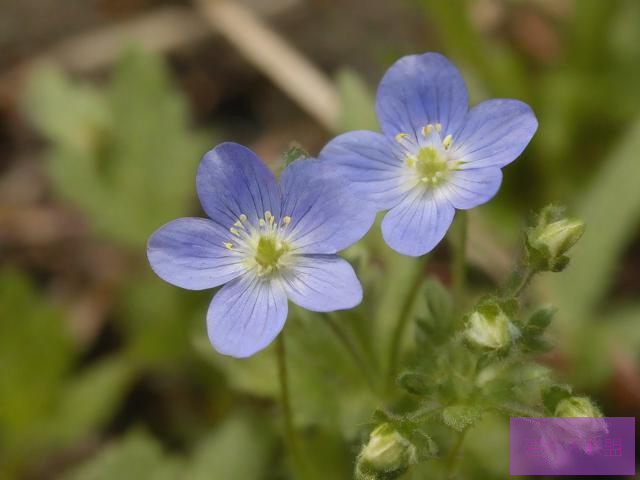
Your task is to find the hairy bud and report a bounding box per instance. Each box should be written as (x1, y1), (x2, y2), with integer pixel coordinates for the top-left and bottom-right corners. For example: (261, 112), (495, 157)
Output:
(554, 396), (603, 418)
(355, 423), (417, 480)
(526, 205), (585, 272)
(463, 303), (514, 350)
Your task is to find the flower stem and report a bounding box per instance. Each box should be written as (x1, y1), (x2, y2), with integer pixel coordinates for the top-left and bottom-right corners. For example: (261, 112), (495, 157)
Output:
(445, 428), (468, 479)
(276, 333), (302, 471)
(502, 265), (534, 298)
(451, 210), (468, 310)
(387, 258), (427, 389)
(324, 314), (380, 394)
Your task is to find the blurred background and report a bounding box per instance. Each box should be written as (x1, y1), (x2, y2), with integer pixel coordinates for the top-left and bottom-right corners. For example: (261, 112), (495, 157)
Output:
(0, 0), (639, 478)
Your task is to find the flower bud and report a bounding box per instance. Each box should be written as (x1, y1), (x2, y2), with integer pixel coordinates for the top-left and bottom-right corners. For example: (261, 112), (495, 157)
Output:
(551, 397), (607, 441)
(355, 423), (417, 480)
(534, 219), (585, 258)
(554, 396), (602, 418)
(463, 304), (513, 350)
(525, 205), (585, 272)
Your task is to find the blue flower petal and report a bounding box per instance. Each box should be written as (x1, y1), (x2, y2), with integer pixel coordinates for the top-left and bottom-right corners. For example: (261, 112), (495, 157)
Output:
(197, 142), (282, 228)
(381, 189), (455, 256)
(207, 274), (288, 358)
(148, 217), (247, 290)
(452, 99), (538, 169)
(376, 52), (469, 142)
(319, 130), (415, 209)
(441, 167), (503, 210)
(281, 254), (363, 312)
(280, 158), (376, 254)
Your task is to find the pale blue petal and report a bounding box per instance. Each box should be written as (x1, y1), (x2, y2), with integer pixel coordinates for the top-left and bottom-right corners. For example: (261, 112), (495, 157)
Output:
(281, 255), (362, 312)
(196, 142), (281, 228)
(319, 130), (414, 209)
(452, 99), (538, 169)
(207, 274), (288, 358)
(280, 158), (376, 254)
(376, 52), (469, 142)
(440, 167), (503, 210)
(147, 217), (247, 290)
(381, 189), (455, 256)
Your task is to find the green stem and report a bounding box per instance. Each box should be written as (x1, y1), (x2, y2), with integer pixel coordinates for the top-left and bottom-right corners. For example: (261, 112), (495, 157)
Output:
(502, 265), (534, 299)
(276, 334), (303, 471)
(387, 259), (427, 388)
(451, 211), (468, 310)
(324, 314), (380, 394)
(513, 268), (534, 297)
(445, 429), (468, 479)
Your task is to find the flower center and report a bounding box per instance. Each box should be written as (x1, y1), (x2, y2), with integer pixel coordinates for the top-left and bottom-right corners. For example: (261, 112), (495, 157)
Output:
(396, 124), (460, 188)
(222, 211), (294, 277)
(255, 235), (288, 270)
(415, 147), (449, 186)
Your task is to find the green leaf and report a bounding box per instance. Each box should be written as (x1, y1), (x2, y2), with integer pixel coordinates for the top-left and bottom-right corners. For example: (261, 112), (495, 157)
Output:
(41, 356), (135, 446)
(195, 335), (279, 399)
(63, 431), (182, 480)
(24, 48), (210, 248)
(397, 371), (434, 396)
(23, 67), (110, 153)
(336, 68), (378, 132)
(188, 414), (273, 480)
(0, 269), (73, 445)
(122, 280), (202, 366)
(407, 429), (438, 461)
(441, 405), (483, 432)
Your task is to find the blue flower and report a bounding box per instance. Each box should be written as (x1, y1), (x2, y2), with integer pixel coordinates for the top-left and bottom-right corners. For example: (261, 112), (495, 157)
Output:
(320, 52), (538, 256)
(148, 142), (375, 358)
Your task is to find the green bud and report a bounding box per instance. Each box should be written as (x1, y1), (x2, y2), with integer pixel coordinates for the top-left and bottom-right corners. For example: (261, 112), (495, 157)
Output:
(280, 142), (309, 168)
(463, 304), (513, 350)
(554, 396), (603, 417)
(398, 371), (434, 396)
(525, 205), (585, 272)
(526, 306), (556, 334)
(535, 219), (585, 258)
(355, 423), (417, 480)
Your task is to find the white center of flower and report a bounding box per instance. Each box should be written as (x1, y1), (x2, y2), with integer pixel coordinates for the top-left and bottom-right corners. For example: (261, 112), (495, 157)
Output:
(395, 123), (461, 188)
(223, 211), (294, 276)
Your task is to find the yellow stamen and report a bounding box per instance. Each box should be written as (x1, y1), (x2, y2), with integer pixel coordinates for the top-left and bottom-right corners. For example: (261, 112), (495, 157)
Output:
(443, 134), (453, 150)
(406, 156), (416, 168)
(259, 218), (266, 227)
(264, 211), (274, 225)
(239, 213), (247, 222)
(224, 242), (234, 250)
(435, 123), (442, 132)
(282, 216), (291, 226)
(395, 132), (410, 143)
(229, 227), (241, 236)
(421, 124), (433, 136)
(233, 220), (244, 228)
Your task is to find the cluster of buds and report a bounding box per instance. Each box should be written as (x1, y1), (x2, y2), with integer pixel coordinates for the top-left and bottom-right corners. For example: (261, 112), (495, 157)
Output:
(525, 204), (585, 272)
(355, 423), (418, 480)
